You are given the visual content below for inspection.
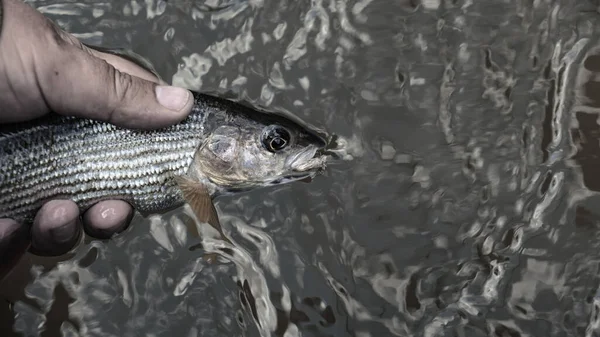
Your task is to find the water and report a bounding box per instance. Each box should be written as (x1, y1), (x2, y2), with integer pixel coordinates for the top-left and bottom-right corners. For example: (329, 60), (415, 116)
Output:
(3, 0), (600, 336)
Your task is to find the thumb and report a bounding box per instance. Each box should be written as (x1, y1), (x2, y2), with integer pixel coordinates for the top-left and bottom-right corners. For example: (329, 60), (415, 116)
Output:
(40, 44), (194, 130)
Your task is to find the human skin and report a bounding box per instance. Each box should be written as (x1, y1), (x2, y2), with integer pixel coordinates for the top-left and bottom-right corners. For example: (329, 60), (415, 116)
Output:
(0, 0), (194, 278)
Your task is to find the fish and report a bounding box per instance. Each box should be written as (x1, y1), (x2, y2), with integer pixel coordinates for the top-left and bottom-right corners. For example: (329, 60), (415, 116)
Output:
(0, 91), (329, 260)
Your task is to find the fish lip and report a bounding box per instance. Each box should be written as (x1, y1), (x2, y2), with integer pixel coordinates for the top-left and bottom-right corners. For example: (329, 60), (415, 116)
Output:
(286, 145), (328, 172)
(268, 169), (319, 185)
(267, 145), (328, 185)
(271, 174), (308, 184)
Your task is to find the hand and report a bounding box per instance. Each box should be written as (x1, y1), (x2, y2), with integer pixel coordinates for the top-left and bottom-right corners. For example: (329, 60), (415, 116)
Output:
(0, 0), (194, 277)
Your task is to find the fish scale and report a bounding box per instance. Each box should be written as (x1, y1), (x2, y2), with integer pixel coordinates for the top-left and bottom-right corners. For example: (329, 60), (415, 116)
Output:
(0, 93), (215, 223)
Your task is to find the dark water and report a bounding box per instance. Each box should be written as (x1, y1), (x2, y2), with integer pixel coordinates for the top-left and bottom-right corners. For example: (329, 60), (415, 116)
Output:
(4, 0), (600, 336)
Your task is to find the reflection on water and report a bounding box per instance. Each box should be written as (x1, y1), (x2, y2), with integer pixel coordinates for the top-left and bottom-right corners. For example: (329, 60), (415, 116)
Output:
(6, 0), (600, 336)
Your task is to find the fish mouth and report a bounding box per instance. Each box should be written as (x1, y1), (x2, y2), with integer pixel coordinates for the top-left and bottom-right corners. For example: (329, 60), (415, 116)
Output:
(268, 145), (328, 185)
(268, 171), (318, 185)
(286, 145), (328, 172)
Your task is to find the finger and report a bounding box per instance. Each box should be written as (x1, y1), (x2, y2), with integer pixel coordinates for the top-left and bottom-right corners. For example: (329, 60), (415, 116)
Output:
(30, 200), (81, 256)
(90, 50), (166, 85)
(83, 200), (133, 239)
(0, 219), (29, 280)
(39, 44), (193, 130)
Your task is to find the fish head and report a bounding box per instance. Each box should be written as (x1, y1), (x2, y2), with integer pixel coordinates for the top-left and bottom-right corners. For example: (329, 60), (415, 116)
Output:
(193, 112), (328, 192)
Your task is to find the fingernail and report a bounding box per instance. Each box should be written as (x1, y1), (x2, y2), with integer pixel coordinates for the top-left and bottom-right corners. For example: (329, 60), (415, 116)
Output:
(155, 86), (190, 111)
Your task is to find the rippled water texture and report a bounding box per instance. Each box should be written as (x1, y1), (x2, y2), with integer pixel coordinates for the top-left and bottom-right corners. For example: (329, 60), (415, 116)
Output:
(5, 0), (600, 336)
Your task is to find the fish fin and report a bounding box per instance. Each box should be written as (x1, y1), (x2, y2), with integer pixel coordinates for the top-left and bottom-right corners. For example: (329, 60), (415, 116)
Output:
(174, 176), (220, 229)
(174, 176), (232, 264)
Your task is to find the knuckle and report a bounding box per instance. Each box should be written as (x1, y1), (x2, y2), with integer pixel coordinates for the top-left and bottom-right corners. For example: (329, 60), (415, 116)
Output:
(113, 68), (136, 104)
(107, 66), (140, 124)
(38, 21), (83, 81)
(40, 18), (86, 57)
(42, 18), (72, 48)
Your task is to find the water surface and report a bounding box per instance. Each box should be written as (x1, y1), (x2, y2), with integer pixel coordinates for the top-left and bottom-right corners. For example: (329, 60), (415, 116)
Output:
(3, 0), (600, 336)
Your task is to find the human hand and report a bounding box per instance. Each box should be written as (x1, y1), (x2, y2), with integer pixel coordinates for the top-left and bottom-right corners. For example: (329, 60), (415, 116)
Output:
(0, 0), (194, 277)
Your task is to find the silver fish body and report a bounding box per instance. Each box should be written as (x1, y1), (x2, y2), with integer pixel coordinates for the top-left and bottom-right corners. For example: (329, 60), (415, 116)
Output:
(0, 94), (221, 223)
(0, 92), (328, 224)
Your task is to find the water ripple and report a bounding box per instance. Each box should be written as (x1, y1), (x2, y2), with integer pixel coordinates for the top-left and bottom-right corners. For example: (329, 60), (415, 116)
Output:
(8, 0), (600, 336)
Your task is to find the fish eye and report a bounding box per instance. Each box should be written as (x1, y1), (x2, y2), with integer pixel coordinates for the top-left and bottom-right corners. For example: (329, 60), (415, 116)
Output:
(261, 125), (291, 153)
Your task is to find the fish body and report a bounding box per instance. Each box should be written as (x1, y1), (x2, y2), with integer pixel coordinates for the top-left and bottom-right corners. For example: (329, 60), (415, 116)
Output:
(0, 92), (328, 225)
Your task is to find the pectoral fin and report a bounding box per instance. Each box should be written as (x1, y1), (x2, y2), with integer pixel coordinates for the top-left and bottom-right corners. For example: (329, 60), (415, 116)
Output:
(174, 176), (232, 263)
